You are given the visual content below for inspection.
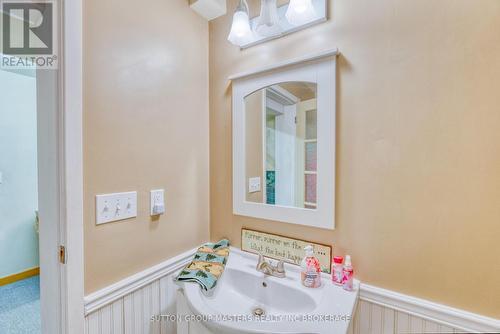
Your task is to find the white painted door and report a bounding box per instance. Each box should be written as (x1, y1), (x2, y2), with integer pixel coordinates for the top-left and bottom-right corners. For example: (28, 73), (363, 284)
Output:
(37, 69), (62, 334)
(275, 104), (297, 206)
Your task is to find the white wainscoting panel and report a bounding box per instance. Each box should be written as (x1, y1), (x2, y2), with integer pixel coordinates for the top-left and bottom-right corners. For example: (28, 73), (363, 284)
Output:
(85, 273), (181, 334)
(349, 284), (500, 334)
(349, 300), (464, 334)
(84, 248), (197, 334)
(85, 247), (500, 334)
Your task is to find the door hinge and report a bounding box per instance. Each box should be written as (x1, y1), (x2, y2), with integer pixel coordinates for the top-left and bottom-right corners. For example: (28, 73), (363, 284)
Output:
(59, 245), (66, 264)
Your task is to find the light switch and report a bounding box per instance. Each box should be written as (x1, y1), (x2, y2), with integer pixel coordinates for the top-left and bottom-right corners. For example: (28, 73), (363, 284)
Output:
(150, 189), (165, 216)
(96, 191), (137, 225)
(248, 177), (261, 193)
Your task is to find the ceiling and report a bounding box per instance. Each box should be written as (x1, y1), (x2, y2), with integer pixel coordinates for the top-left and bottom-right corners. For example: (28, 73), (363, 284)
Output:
(279, 82), (317, 101)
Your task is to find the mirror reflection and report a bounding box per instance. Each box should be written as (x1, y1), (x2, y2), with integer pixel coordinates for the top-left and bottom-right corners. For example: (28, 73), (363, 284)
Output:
(245, 82), (317, 209)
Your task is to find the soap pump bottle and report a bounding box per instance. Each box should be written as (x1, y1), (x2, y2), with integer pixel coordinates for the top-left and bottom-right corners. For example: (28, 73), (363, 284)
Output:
(301, 245), (322, 288)
(342, 255), (354, 291)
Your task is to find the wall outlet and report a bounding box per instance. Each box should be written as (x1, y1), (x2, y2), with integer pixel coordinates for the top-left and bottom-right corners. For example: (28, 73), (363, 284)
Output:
(248, 177), (261, 193)
(150, 189), (165, 216)
(96, 192), (137, 225)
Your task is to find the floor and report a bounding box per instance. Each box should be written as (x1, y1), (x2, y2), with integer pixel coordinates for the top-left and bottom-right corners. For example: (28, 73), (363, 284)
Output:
(0, 276), (40, 334)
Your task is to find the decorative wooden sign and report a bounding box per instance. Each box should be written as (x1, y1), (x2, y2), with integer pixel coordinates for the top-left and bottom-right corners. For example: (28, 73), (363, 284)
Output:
(241, 228), (332, 274)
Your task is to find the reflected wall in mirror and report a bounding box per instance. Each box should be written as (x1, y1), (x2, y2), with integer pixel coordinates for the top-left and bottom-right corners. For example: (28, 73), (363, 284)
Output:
(245, 82), (318, 210)
(232, 53), (337, 229)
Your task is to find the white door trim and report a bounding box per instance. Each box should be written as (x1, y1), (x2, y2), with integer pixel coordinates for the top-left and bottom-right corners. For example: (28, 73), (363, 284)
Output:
(61, 0), (84, 332)
(36, 0), (83, 332)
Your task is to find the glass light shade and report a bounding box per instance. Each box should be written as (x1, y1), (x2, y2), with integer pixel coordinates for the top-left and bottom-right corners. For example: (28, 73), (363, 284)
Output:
(285, 0), (316, 26)
(227, 0), (253, 46)
(255, 0), (282, 37)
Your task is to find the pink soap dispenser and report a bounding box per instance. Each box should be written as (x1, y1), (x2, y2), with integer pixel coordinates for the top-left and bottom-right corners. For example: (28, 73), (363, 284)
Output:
(342, 255), (354, 291)
(301, 245), (322, 288)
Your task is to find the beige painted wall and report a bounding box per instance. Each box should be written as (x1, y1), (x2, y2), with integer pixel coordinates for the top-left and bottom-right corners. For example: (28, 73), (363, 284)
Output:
(210, 0), (500, 318)
(84, 0), (209, 294)
(245, 90), (264, 202)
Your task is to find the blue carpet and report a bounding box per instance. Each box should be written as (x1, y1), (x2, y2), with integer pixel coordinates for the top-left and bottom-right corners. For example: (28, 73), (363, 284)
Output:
(0, 276), (40, 334)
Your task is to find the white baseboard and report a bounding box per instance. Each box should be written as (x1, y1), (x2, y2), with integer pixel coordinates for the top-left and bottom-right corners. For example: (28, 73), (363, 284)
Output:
(84, 247), (197, 315)
(360, 283), (500, 333)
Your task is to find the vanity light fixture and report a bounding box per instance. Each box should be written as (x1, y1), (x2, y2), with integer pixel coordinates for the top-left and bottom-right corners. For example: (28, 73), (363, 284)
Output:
(255, 0), (282, 37)
(228, 0), (327, 48)
(227, 0), (253, 46)
(285, 0), (316, 26)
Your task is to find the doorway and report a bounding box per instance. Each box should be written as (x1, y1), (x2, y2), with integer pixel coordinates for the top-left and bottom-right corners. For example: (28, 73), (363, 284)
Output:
(0, 64), (40, 333)
(0, 1), (85, 332)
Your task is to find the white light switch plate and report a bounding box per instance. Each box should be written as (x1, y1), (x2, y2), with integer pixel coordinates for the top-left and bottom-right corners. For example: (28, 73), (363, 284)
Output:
(248, 177), (261, 193)
(96, 191), (137, 225)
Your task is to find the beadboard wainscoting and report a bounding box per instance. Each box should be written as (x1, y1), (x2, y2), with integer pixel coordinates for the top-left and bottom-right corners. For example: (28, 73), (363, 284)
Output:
(84, 248), (500, 334)
(352, 284), (500, 334)
(84, 248), (197, 334)
(350, 300), (465, 334)
(85, 275), (178, 334)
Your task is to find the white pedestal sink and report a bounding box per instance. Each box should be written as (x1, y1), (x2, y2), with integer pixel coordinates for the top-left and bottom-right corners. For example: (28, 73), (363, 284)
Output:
(177, 247), (359, 334)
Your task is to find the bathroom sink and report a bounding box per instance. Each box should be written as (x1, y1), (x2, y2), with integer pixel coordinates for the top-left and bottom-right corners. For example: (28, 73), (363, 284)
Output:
(178, 247), (359, 334)
(204, 267), (317, 316)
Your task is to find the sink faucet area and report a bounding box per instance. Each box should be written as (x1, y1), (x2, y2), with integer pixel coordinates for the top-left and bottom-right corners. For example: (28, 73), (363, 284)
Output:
(177, 248), (359, 334)
(256, 253), (286, 278)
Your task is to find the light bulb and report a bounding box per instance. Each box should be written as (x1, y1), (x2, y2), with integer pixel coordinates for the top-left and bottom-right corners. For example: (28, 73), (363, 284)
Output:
(255, 0), (282, 37)
(285, 0), (316, 26)
(227, 0), (254, 47)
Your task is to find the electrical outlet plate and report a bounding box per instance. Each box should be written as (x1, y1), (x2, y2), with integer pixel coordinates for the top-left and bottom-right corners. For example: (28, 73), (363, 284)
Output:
(150, 189), (165, 216)
(248, 177), (261, 193)
(95, 191), (137, 225)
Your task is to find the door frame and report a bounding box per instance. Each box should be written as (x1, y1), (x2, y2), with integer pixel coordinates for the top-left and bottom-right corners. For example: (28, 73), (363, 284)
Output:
(3, 0), (84, 331)
(60, 0), (84, 333)
(37, 0), (84, 333)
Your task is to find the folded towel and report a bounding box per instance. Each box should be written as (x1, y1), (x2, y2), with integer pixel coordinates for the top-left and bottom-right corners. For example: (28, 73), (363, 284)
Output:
(175, 239), (230, 294)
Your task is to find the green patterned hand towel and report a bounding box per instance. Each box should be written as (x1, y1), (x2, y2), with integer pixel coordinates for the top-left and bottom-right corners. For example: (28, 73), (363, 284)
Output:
(175, 239), (230, 294)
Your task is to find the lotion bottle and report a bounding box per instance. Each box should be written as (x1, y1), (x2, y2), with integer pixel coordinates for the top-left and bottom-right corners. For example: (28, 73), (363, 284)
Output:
(301, 245), (321, 288)
(342, 255), (354, 291)
(331, 256), (344, 285)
